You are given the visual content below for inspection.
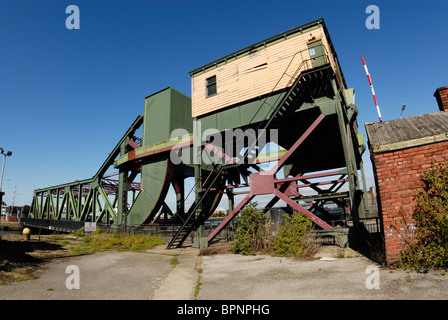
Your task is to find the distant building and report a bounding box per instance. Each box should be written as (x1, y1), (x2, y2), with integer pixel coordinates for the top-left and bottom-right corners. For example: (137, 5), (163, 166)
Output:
(213, 207), (227, 216)
(365, 86), (448, 264)
(366, 186), (377, 209)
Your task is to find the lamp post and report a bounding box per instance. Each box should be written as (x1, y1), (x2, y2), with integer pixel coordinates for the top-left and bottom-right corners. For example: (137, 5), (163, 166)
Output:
(0, 148), (12, 220)
(400, 104), (406, 119)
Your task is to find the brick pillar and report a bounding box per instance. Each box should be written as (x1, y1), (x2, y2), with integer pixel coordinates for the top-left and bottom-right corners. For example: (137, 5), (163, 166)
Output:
(434, 86), (448, 112)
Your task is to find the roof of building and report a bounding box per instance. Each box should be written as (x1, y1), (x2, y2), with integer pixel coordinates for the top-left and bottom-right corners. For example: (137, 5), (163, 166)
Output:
(365, 111), (448, 153)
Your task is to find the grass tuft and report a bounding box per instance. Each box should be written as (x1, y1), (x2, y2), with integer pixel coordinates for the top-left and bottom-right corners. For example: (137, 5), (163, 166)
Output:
(69, 232), (165, 255)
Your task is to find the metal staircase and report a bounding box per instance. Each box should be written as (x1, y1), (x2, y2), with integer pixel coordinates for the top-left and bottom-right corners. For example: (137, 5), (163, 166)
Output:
(167, 169), (225, 248)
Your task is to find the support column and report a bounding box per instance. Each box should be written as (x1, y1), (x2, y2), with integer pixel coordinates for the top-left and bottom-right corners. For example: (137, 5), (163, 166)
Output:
(117, 138), (131, 227)
(226, 189), (234, 213)
(117, 169), (130, 227)
(332, 78), (360, 229)
(193, 164), (208, 248)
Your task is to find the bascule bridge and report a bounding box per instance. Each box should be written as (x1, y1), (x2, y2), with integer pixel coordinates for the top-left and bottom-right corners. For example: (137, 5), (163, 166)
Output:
(25, 18), (369, 248)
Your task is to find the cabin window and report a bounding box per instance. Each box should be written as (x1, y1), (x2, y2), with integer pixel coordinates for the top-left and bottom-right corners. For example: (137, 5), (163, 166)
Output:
(206, 75), (217, 97)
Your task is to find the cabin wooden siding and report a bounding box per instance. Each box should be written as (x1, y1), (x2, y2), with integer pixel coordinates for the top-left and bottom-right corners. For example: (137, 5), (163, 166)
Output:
(191, 26), (330, 118)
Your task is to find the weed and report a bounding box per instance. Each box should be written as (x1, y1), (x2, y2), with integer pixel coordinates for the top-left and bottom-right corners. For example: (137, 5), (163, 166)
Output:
(171, 256), (179, 267)
(194, 267), (203, 299)
(332, 246), (346, 258)
(194, 277), (201, 298)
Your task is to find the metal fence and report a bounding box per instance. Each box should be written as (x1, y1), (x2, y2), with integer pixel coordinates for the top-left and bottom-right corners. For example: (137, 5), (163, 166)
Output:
(20, 217), (234, 245)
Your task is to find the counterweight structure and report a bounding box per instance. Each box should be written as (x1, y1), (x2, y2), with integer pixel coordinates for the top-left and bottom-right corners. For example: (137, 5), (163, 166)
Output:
(25, 19), (368, 248)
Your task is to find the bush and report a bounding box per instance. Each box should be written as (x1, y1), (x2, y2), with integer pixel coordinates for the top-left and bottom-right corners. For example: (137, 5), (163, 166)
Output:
(400, 161), (448, 269)
(271, 212), (315, 257)
(232, 202), (317, 257)
(232, 202), (272, 255)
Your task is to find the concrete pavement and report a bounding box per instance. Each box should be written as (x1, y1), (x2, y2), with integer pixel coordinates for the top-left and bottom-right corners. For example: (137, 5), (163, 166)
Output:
(1, 244), (448, 300)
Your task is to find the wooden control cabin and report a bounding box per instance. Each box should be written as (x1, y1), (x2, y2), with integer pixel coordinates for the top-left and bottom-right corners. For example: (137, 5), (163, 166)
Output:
(189, 18), (346, 121)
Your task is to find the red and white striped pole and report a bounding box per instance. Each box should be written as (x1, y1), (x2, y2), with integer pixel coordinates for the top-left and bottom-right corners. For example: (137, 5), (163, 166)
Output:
(361, 56), (383, 122)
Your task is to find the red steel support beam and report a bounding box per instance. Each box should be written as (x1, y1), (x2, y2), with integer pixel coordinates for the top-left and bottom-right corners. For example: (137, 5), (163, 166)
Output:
(204, 142), (233, 164)
(207, 193), (254, 243)
(128, 140), (141, 150)
(273, 189), (333, 229)
(207, 113), (335, 242)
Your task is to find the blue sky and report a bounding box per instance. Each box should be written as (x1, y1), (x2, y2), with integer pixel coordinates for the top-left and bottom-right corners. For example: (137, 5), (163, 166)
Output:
(0, 0), (447, 206)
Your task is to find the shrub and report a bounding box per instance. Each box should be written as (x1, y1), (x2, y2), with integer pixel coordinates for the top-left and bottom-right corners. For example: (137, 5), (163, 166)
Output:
(232, 202), (272, 255)
(232, 202), (317, 257)
(271, 212), (314, 257)
(400, 161), (448, 269)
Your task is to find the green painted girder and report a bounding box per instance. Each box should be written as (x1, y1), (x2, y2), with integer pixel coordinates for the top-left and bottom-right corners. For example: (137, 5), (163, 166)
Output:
(114, 133), (193, 168)
(114, 132), (288, 169)
(115, 88), (193, 226)
(97, 186), (116, 221)
(29, 184), (117, 224)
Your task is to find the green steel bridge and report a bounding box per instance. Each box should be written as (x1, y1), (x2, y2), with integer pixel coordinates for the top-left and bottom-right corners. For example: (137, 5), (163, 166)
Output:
(24, 19), (370, 249)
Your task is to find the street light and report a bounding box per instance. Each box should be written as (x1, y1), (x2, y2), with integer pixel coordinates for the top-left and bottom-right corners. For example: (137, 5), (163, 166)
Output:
(0, 148), (12, 218)
(399, 104), (406, 119)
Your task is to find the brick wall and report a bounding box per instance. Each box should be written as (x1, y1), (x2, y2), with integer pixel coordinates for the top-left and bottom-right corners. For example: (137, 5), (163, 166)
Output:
(434, 86), (448, 112)
(373, 141), (448, 264)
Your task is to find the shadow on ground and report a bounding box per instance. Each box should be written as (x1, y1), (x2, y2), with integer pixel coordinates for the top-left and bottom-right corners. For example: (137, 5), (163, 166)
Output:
(348, 225), (384, 264)
(0, 237), (65, 271)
